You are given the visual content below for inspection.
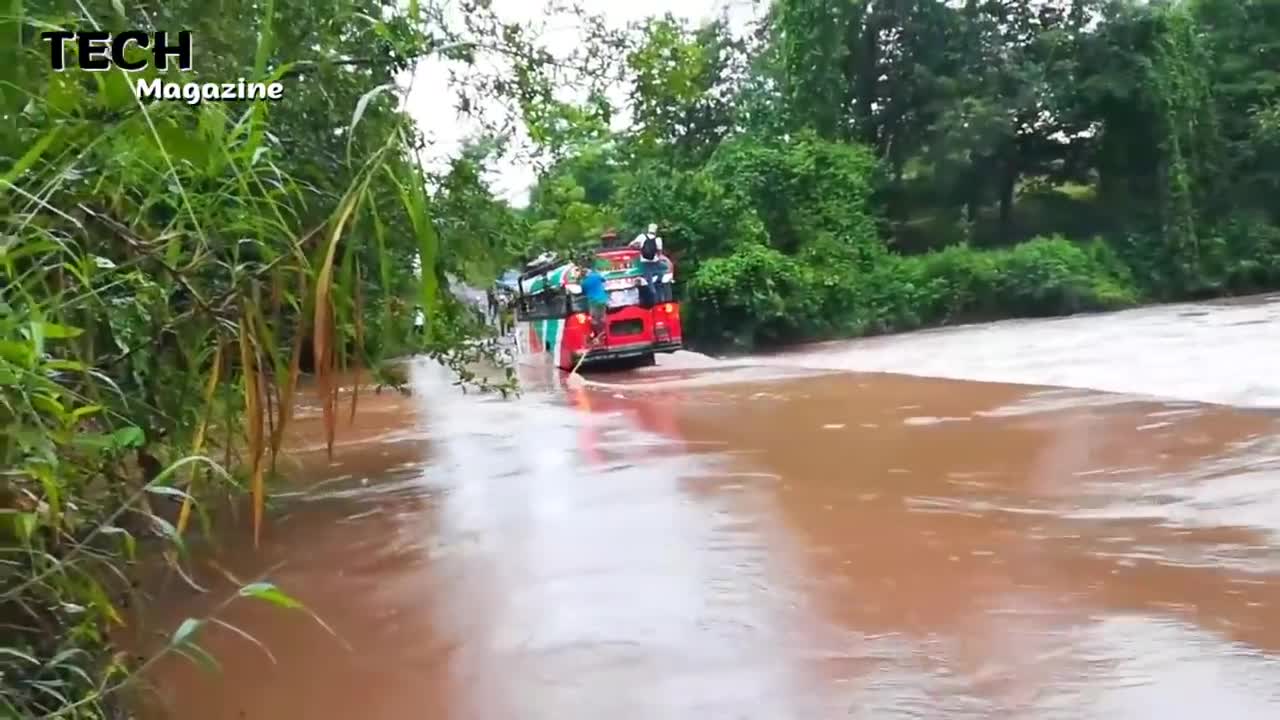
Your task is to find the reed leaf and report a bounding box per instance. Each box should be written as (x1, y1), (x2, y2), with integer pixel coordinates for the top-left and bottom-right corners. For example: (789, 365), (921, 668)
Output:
(176, 339), (223, 536)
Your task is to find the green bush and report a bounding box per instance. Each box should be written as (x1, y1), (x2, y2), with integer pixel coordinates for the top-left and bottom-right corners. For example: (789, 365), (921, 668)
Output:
(686, 244), (820, 349)
(687, 234), (1141, 351)
(1212, 220), (1280, 292)
(1112, 218), (1280, 300)
(982, 236), (1139, 316)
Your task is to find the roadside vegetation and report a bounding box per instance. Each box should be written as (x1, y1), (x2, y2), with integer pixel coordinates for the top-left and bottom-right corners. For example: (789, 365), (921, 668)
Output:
(0, 0), (586, 715)
(2, 0), (1279, 717)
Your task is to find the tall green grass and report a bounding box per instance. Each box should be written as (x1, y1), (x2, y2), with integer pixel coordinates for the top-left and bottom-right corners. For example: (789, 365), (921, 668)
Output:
(0, 1), (519, 715)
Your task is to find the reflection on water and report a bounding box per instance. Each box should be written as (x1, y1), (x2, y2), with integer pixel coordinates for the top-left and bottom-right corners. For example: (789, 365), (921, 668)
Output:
(136, 296), (1280, 719)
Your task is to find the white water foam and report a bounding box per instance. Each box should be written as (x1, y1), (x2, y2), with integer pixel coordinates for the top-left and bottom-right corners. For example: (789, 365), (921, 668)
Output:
(758, 294), (1280, 409)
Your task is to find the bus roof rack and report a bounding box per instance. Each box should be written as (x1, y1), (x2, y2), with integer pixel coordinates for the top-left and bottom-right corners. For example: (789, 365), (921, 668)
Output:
(520, 251), (559, 279)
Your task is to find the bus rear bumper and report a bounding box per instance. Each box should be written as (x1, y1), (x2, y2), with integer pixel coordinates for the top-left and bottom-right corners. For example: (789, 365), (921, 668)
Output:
(571, 340), (661, 364)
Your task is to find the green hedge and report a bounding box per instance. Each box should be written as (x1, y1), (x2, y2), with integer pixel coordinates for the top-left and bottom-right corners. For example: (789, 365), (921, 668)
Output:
(687, 235), (1141, 351)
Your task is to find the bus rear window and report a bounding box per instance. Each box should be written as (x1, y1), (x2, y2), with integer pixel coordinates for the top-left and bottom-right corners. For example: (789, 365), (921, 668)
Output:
(609, 318), (644, 337)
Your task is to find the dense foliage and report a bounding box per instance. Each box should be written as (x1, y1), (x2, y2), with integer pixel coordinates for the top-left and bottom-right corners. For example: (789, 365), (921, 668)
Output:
(483, 0), (1280, 350)
(0, 0), (576, 715)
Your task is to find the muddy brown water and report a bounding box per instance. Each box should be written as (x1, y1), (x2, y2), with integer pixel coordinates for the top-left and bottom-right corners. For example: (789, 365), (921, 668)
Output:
(133, 295), (1280, 719)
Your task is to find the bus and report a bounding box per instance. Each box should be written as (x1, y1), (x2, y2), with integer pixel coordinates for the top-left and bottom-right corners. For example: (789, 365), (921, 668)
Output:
(512, 247), (682, 370)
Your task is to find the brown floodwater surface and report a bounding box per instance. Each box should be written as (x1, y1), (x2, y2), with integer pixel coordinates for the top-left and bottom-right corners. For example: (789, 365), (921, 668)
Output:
(135, 296), (1280, 719)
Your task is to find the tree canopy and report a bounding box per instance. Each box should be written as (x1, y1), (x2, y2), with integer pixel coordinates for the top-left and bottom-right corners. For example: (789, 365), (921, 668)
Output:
(488, 0), (1280, 348)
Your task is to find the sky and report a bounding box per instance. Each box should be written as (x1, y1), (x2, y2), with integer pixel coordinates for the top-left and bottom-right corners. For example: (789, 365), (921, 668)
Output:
(400, 0), (760, 206)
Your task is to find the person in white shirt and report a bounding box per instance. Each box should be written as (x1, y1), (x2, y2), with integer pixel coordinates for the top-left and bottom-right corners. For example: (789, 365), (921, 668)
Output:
(629, 223), (663, 254)
(629, 223), (667, 304)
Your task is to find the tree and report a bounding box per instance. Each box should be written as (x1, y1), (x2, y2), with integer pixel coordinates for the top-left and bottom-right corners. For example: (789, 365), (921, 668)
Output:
(625, 14), (746, 167)
(1191, 0), (1280, 222)
(432, 139), (530, 284)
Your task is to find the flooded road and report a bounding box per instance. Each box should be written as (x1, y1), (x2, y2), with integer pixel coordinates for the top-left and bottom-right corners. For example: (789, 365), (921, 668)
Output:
(135, 295), (1280, 719)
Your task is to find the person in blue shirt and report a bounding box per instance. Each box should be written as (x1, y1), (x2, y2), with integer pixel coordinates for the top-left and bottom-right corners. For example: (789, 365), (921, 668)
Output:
(577, 256), (608, 341)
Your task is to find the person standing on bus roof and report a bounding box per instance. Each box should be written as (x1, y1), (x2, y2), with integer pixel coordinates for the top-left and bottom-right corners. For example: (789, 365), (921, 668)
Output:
(629, 223), (663, 255)
(629, 223), (666, 305)
(578, 258), (608, 341)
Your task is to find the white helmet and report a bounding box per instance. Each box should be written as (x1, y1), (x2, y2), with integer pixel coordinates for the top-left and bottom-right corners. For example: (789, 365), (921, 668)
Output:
(647, 223), (658, 234)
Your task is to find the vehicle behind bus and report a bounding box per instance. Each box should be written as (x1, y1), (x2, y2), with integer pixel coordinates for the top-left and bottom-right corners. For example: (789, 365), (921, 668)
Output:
(512, 248), (682, 371)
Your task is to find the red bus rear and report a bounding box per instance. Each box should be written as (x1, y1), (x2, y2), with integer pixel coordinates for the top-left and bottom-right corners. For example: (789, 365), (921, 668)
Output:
(512, 247), (683, 371)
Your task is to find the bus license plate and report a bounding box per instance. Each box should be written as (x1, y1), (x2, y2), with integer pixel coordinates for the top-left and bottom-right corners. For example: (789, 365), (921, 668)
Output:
(608, 288), (639, 307)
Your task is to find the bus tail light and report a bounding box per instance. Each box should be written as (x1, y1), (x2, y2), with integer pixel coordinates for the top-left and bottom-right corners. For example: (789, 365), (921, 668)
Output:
(663, 303), (674, 314)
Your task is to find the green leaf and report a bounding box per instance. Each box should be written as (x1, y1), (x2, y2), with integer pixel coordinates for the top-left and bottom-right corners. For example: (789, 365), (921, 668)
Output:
(145, 485), (191, 501)
(98, 67), (135, 110)
(0, 127), (61, 192)
(254, 0), (276, 80)
(70, 404), (102, 421)
(175, 643), (221, 673)
(47, 72), (80, 115)
(111, 426), (145, 448)
(34, 465), (60, 527)
(31, 393), (65, 419)
(32, 322), (83, 340)
(45, 648), (90, 671)
(347, 84), (397, 161)
(238, 582), (303, 609)
(99, 525), (137, 560)
(11, 512), (38, 542)
(87, 578), (124, 626)
(72, 433), (115, 450)
(0, 341), (35, 368)
(262, 61), (304, 85)
(198, 104), (228, 147)
(0, 648), (39, 665)
(0, 238), (57, 265)
(152, 118), (210, 167)
(170, 618), (203, 647)
(150, 514), (185, 555)
(44, 359), (87, 372)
